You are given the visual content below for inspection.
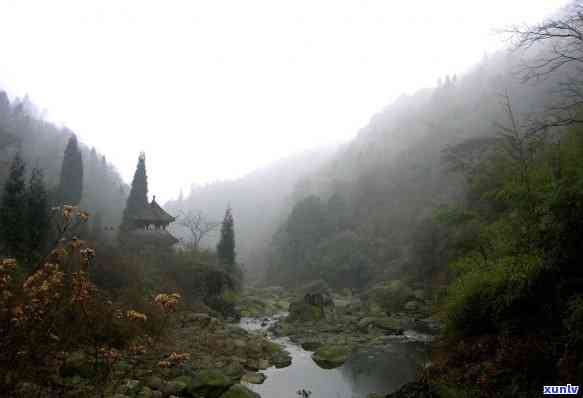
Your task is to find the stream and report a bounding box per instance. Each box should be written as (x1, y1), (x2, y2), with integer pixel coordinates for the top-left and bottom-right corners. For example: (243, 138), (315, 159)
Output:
(240, 316), (431, 398)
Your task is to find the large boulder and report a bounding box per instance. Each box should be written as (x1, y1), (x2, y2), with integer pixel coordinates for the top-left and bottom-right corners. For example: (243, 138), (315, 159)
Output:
(300, 339), (323, 351)
(288, 291), (335, 322)
(272, 351), (292, 368)
(311, 345), (351, 369)
(241, 371), (266, 384)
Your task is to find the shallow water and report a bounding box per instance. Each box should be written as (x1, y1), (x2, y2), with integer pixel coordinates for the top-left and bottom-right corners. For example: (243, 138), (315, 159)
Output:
(239, 317), (430, 398)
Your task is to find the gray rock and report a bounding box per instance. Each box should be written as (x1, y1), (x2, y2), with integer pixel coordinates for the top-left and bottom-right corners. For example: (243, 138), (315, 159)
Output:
(300, 340), (323, 351)
(241, 371), (266, 384)
(258, 359), (269, 370)
(272, 351), (292, 368)
(311, 345), (351, 369)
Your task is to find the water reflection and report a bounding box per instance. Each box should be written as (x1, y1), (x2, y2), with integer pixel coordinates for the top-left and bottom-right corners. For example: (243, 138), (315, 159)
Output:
(340, 344), (429, 398)
(240, 318), (430, 398)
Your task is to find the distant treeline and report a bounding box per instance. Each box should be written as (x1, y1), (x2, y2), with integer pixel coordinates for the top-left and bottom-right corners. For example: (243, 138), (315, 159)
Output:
(0, 90), (128, 236)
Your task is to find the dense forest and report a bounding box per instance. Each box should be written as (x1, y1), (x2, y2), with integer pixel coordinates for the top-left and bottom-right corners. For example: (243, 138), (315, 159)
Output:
(264, 51), (562, 290)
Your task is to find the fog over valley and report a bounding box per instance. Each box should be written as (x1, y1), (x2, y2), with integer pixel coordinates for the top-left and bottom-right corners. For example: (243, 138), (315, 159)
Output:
(0, 0), (567, 201)
(1, 1), (583, 397)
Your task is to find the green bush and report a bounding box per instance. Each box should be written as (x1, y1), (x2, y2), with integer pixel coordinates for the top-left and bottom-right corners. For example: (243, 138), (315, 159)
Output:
(445, 254), (547, 336)
(373, 280), (414, 315)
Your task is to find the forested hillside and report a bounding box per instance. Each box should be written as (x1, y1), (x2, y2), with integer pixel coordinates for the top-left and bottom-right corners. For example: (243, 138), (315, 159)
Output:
(0, 90), (128, 231)
(263, 3), (583, 392)
(265, 41), (568, 289)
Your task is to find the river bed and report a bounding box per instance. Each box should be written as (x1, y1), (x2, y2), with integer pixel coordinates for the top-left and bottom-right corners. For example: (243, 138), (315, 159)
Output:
(239, 317), (431, 398)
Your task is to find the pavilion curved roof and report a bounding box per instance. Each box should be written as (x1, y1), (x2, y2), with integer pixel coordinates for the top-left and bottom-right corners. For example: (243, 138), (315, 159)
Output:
(126, 228), (179, 246)
(130, 197), (175, 224)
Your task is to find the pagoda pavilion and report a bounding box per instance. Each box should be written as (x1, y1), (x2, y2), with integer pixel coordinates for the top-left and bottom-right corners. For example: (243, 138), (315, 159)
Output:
(125, 196), (178, 248)
(121, 153), (178, 249)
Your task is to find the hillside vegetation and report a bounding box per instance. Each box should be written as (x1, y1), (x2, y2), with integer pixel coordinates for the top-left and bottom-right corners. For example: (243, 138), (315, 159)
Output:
(263, 3), (583, 393)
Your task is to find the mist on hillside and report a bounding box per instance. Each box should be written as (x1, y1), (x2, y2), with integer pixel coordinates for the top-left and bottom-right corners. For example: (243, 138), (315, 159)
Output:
(1, 1), (583, 397)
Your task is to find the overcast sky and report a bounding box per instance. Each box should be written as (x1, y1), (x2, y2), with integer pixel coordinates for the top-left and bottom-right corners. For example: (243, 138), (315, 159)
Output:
(0, 0), (569, 202)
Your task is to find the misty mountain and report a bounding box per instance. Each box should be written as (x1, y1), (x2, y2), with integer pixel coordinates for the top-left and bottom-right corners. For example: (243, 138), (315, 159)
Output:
(164, 146), (337, 283)
(0, 90), (128, 231)
(265, 43), (573, 288)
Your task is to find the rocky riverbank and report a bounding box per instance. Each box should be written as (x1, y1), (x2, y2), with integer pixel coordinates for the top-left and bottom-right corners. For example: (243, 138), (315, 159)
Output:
(236, 285), (442, 398)
(255, 286), (442, 370)
(30, 283), (442, 398)
(16, 311), (292, 398)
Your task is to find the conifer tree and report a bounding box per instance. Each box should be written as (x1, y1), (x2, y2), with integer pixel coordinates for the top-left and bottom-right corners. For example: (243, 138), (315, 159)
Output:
(217, 206), (236, 270)
(121, 152), (148, 230)
(0, 153), (27, 257)
(58, 133), (83, 205)
(25, 167), (50, 259)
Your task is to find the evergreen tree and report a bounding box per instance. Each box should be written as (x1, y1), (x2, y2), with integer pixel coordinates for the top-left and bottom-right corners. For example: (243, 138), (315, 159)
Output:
(25, 167), (50, 260)
(121, 152), (148, 230)
(58, 133), (83, 205)
(0, 153), (27, 257)
(217, 206), (236, 270)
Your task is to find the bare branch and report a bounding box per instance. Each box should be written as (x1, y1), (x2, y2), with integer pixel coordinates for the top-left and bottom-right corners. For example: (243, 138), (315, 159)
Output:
(504, 3), (583, 130)
(177, 210), (219, 250)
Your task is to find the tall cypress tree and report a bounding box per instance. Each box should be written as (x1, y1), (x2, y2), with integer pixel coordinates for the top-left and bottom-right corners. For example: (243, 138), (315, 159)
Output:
(217, 206), (236, 270)
(58, 133), (84, 205)
(0, 153), (27, 257)
(121, 152), (148, 230)
(26, 167), (50, 260)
